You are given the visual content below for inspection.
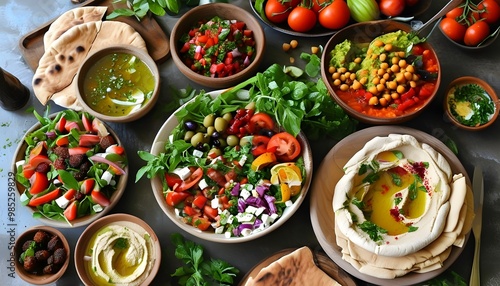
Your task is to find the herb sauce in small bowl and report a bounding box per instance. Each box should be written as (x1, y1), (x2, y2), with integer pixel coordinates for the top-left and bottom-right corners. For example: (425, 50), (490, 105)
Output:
(76, 45), (160, 123)
(444, 76), (499, 131)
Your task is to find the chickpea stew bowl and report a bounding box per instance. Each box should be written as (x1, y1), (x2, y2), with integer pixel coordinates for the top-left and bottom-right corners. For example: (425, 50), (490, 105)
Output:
(170, 3), (266, 89)
(321, 20), (441, 124)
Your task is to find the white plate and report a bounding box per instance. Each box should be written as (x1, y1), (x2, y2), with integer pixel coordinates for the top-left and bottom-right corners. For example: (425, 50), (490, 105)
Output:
(150, 90), (313, 243)
(310, 126), (470, 285)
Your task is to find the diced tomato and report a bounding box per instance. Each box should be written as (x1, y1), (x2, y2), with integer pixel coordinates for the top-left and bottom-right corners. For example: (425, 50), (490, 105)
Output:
(203, 205), (219, 220)
(29, 172), (49, 195)
(28, 154), (51, 169)
(224, 169), (239, 183)
(397, 98), (416, 111)
(400, 88), (416, 102)
(248, 113), (275, 134)
(192, 216), (211, 231)
(28, 188), (60, 207)
(267, 132), (301, 162)
(183, 205), (199, 216)
(166, 191), (191, 207)
(243, 29), (253, 37)
(165, 173), (183, 190)
(176, 167), (203, 192)
(68, 147), (90, 156)
(64, 188), (77, 200)
(91, 190), (110, 206)
(418, 83), (435, 98)
(79, 134), (101, 147)
(64, 200), (78, 221)
(193, 194), (208, 209)
(55, 135), (70, 146)
(206, 168), (227, 187)
(22, 164), (35, 179)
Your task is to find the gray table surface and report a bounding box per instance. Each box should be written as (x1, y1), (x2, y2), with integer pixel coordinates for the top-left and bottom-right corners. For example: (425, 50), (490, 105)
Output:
(1, 0), (499, 285)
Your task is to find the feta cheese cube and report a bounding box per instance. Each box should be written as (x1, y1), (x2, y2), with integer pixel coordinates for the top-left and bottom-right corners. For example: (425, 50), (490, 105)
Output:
(172, 167), (192, 180)
(211, 196), (220, 209)
(238, 155), (247, 167)
(255, 207), (266, 217)
(101, 170), (113, 185)
(236, 212), (254, 222)
(93, 204), (103, 213)
(240, 189), (251, 200)
(245, 205), (258, 214)
(193, 149), (204, 158)
(261, 214), (271, 226)
(227, 215), (234, 224)
(224, 232), (232, 238)
(55, 195), (70, 209)
(198, 179), (208, 190)
(241, 228), (253, 237)
(285, 200), (293, 207)
(215, 226), (225, 234)
(269, 213), (279, 223)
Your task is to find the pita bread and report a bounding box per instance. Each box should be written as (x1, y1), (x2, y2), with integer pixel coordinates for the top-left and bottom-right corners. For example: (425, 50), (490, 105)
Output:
(245, 247), (341, 286)
(32, 20), (147, 107)
(44, 6), (108, 49)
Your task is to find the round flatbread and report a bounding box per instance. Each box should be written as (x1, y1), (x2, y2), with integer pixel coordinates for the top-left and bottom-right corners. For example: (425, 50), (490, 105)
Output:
(44, 6), (108, 49)
(32, 20), (147, 107)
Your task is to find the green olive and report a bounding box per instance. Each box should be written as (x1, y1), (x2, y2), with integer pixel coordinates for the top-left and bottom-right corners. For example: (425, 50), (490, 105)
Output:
(203, 114), (215, 128)
(218, 138), (227, 148)
(206, 126), (215, 136)
(184, 130), (195, 142)
(191, 132), (206, 147)
(214, 117), (228, 132)
(222, 113), (233, 122)
(226, 135), (239, 147)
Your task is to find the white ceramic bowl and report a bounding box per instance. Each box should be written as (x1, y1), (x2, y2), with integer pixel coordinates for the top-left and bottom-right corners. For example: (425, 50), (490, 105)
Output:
(149, 90), (313, 243)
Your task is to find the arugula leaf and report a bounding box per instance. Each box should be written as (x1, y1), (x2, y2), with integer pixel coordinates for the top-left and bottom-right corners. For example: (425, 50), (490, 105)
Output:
(171, 233), (239, 286)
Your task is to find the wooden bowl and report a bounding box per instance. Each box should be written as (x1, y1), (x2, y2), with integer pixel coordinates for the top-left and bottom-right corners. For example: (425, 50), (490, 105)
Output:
(321, 20), (441, 125)
(14, 226), (70, 285)
(74, 213), (161, 286)
(170, 3), (266, 89)
(444, 76), (499, 130)
(76, 45), (160, 123)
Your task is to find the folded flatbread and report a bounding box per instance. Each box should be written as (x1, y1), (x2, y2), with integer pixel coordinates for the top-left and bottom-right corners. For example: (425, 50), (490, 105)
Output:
(245, 247), (341, 286)
(32, 20), (147, 108)
(43, 6), (108, 49)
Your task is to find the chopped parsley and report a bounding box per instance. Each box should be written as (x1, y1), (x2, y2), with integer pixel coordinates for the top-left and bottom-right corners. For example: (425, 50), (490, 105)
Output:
(448, 83), (495, 127)
(357, 221), (388, 242)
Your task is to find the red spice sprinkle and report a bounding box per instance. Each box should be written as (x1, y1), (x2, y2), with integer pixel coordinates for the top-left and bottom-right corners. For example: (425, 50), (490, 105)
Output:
(390, 207), (402, 222)
(381, 184), (389, 194)
(395, 192), (402, 198)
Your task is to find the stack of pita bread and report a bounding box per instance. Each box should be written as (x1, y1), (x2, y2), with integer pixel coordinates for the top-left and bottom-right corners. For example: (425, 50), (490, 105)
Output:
(333, 136), (475, 280)
(244, 247), (342, 286)
(32, 7), (147, 109)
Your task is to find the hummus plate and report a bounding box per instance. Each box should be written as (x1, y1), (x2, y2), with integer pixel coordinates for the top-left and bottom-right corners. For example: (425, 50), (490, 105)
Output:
(310, 126), (471, 285)
(74, 213), (161, 286)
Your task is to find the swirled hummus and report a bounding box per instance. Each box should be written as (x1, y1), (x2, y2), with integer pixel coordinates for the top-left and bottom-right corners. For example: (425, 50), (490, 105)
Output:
(333, 134), (464, 257)
(85, 223), (155, 286)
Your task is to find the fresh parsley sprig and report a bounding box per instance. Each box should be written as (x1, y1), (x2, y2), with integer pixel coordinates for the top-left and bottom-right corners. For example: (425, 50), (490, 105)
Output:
(171, 233), (239, 286)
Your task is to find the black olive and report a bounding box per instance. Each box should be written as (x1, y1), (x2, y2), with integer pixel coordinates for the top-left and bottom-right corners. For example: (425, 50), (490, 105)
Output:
(196, 142), (206, 151)
(211, 131), (220, 139)
(211, 138), (221, 147)
(259, 128), (275, 137)
(417, 69), (438, 80)
(184, 120), (198, 131)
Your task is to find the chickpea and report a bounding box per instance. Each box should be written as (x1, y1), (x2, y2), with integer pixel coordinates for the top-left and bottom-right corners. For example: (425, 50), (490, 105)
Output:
(409, 81), (417, 88)
(311, 46), (319, 54)
(387, 80), (397, 90)
(384, 43), (393, 52)
(373, 40), (384, 47)
(380, 78), (386, 85)
(390, 64), (400, 73)
(368, 96), (379, 105)
(282, 43), (291, 52)
(395, 73), (405, 83)
(379, 53), (387, 62)
(371, 54), (378, 60)
(368, 86), (378, 94)
(289, 57), (295, 63)
(392, 57), (399, 65)
(339, 67), (347, 73)
(290, 39), (298, 49)
(397, 85), (406, 94)
(340, 74), (346, 82)
(383, 93), (392, 102)
(372, 77), (380, 85)
(334, 79), (342, 86)
(383, 73), (390, 80)
(398, 51), (406, 58)
(379, 97), (388, 106)
(332, 72), (340, 80)
(380, 62), (389, 70)
(344, 71), (351, 79)
(360, 77), (368, 85)
(406, 65), (415, 73)
(412, 74), (420, 81)
(404, 71), (413, 81)
(352, 80), (362, 90)
(391, 92), (400, 99)
(377, 68), (385, 76)
(350, 73), (356, 81)
(377, 83), (385, 92)
(340, 84), (349, 91)
(354, 57), (362, 64)
(399, 59), (407, 68)
(329, 66), (336, 74)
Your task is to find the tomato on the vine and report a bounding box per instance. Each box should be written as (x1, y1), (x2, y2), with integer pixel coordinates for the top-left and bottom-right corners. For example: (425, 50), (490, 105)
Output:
(312, 0), (329, 14)
(265, 0), (291, 24)
(379, 0), (406, 17)
(439, 18), (467, 42)
(287, 6), (317, 32)
(319, 0), (350, 30)
(478, 0), (500, 24)
(464, 20), (491, 46)
(446, 7), (464, 20)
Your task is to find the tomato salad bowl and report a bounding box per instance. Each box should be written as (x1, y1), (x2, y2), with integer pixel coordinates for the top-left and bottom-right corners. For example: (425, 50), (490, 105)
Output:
(170, 3), (266, 89)
(141, 89), (313, 243)
(13, 110), (128, 228)
(321, 20), (441, 124)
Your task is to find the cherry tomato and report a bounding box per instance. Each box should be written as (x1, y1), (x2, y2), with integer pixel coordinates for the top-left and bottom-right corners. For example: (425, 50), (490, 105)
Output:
(312, 0), (329, 14)
(265, 0), (291, 24)
(446, 7), (464, 20)
(248, 112), (275, 134)
(379, 0), (406, 17)
(439, 18), (467, 42)
(287, 6), (317, 32)
(203, 205), (219, 220)
(464, 20), (491, 46)
(165, 173), (183, 189)
(267, 132), (301, 162)
(176, 167), (204, 192)
(478, 0), (500, 24)
(166, 191), (190, 206)
(318, 0), (351, 30)
(192, 194), (208, 209)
